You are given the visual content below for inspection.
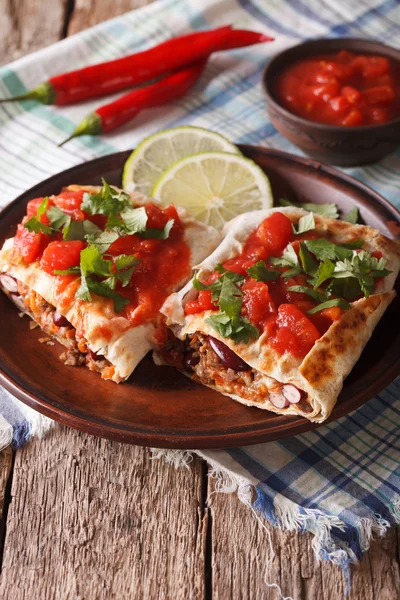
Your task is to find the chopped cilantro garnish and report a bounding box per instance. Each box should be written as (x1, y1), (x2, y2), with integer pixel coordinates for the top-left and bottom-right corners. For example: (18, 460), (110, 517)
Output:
(81, 179), (131, 217)
(37, 197), (50, 218)
(24, 197), (52, 234)
(293, 213), (315, 235)
(193, 265), (258, 344)
(47, 205), (71, 231)
(269, 244), (298, 268)
(119, 206), (148, 234)
(89, 231), (120, 253)
(344, 207), (359, 224)
(24, 216), (52, 235)
(62, 219), (101, 241)
(307, 298), (351, 314)
(299, 242), (318, 275)
(73, 242), (139, 312)
(332, 251), (391, 298)
(138, 219), (174, 240)
(312, 259), (336, 290)
(247, 261), (280, 282)
(279, 198), (339, 219)
(286, 285), (327, 303)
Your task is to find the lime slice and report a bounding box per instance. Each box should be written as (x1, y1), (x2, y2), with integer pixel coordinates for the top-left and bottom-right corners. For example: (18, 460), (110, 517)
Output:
(122, 126), (241, 195)
(151, 152), (273, 229)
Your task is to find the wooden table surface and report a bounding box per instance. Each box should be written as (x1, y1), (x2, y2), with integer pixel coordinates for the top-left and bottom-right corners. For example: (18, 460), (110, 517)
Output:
(0, 1), (399, 598)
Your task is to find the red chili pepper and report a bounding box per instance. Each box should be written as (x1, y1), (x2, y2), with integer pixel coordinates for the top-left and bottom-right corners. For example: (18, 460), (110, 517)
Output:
(59, 60), (207, 145)
(1, 26), (272, 106)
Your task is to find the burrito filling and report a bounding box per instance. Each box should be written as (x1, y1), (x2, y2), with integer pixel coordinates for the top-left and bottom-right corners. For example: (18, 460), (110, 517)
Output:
(159, 331), (311, 411)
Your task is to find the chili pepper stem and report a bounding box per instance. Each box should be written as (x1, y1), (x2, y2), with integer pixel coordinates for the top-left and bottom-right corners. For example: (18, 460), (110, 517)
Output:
(0, 82), (56, 104)
(58, 112), (103, 146)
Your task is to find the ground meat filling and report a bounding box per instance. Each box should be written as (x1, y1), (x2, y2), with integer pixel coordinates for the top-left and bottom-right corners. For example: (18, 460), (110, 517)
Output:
(168, 333), (312, 412)
(5, 280), (117, 381)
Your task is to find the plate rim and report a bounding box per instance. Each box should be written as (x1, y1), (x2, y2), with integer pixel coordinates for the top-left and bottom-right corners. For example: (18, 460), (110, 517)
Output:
(0, 146), (399, 448)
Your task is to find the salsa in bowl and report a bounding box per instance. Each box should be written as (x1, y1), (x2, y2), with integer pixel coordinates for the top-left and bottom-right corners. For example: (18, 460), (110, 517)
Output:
(262, 38), (400, 166)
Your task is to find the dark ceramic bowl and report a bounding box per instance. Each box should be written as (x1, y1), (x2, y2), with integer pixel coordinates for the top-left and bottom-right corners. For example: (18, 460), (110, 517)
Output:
(262, 38), (400, 166)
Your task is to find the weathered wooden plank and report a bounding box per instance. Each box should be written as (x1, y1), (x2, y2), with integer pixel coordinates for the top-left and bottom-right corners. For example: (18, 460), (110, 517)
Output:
(0, 426), (207, 599)
(0, 447), (12, 518)
(209, 477), (400, 599)
(68, 0), (153, 36)
(0, 0), (70, 66)
(0, 446), (13, 563)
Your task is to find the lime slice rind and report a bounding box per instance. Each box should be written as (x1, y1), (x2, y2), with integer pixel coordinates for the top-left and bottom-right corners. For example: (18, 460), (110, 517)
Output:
(122, 126), (241, 195)
(151, 151), (273, 230)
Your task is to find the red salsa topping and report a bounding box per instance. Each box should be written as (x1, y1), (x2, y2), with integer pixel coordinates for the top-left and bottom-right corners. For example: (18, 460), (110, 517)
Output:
(184, 211), (388, 360)
(274, 50), (400, 126)
(13, 187), (191, 327)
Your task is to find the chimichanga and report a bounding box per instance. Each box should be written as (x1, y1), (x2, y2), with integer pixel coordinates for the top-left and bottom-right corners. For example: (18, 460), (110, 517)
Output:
(0, 182), (221, 382)
(158, 207), (400, 422)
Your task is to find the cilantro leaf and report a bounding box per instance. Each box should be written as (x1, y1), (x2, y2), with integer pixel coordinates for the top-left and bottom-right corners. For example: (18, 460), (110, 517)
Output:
(279, 198), (339, 219)
(307, 298), (351, 314)
(90, 230), (120, 253)
(63, 219), (102, 241)
(269, 244), (298, 268)
(54, 266), (80, 275)
(269, 244), (302, 278)
(218, 277), (243, 318)
(299, 242), (318, 275)
(344, 207), (359, 224)
(328, 277), (363, 302)
(47, 206), (71, 231)
(81, 179), (131, 217)
(117, 266), (137, 288)
(206, 312), (259, 344)
(138, 219), (174, 240)
(37, 197), (50, 218)
(313, 259), (335, 290)
(119, 206), (148, 234)
(287, 285), (327, 303)
(24, 216), (52, 235)
(304, 238), (338, 261)
(75, 273), (91, 303)
(247, 261), (280, 282)
(86, 279), (130, 312)
(293, 213), (315, 234)
(80, 244), (112, 277)
(115, 254), (139, 271)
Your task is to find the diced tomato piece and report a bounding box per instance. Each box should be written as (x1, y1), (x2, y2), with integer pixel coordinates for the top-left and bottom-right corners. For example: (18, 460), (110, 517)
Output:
(269, 304), (321, 359)
(311, 82), (341, 102)
(145, 203), (169, 229)
(54, 190), (86, 222)
(40, 240), (85, 275)
(14, 224), (50, 264)
(309, 306), (343, 335)
(371, 250), (383, 259)
(26, 197), (55, 225)
(321, 61), (352, 80)
(241, 279), (276, 330)
(254, 212), (293, 255)
(363, 85), (395, 105)
(341, 109), (364, 126)
(341, 85), (361, 104)
(369, 107), (391, 123)
(336, 50), (356, 63)
(315, 73), (339, 85)
(184, 290), (217, 315)
(353, 55), (390, 79)
(222, 256), (258, 275)
(330, 96), (351, 114)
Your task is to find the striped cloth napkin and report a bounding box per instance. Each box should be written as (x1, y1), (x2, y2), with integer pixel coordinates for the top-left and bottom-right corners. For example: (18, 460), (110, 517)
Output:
(0, 0), (399, 586)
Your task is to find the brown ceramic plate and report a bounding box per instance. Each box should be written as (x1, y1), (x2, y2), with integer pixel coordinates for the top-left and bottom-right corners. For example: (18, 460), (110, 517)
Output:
(0, 146), (399, 448)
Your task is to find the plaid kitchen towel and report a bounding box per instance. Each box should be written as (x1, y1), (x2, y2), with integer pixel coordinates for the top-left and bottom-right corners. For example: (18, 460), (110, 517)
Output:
(0, 0), (399, 588)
